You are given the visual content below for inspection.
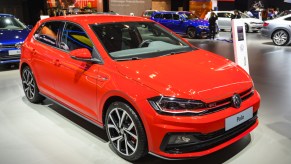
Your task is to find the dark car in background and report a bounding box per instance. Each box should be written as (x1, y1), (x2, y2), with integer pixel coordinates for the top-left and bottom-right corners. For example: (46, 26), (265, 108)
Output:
(0, 14), (30, 65)
(151, 11), (209, 39)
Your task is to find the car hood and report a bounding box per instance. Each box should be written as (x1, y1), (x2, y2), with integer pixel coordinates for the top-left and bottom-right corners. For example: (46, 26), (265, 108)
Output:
(0, 29), (30, 44)
(189, 19), (209, 26)
(115, 49), (253, 102)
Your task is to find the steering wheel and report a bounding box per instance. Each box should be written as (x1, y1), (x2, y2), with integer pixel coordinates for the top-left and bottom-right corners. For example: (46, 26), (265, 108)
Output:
(138, 40), (152, 48)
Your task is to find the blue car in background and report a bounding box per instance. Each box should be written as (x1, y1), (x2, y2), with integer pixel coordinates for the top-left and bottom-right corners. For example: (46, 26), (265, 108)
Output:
(0, 14), (31, 64)
(151, 11), (209, 39)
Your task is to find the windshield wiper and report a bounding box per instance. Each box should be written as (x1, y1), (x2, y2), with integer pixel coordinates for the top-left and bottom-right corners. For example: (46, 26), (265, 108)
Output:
(115, 57), (142, 61)
(170, 51), (188, 55)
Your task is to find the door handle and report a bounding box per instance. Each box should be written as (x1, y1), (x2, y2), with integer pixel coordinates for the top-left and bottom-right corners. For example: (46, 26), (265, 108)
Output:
(97, 75), (108, 81)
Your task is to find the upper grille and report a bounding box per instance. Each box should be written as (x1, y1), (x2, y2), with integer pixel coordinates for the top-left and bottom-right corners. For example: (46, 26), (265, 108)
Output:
(201, 87), (254, 115)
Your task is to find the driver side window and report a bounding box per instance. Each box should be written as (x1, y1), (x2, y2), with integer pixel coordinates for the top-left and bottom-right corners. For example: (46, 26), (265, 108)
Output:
(60, 22), (93, 53)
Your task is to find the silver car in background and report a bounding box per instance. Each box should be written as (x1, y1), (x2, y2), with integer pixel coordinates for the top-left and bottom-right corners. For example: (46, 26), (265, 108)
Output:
(261, 14), (291, 46)
(204, 11), (263, 32)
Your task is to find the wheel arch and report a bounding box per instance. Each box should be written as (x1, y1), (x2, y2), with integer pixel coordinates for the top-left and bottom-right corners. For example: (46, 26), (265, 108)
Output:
(271, 28), (290, 38)
(101, 95), (149, 150)
(20, 62), (30, 79)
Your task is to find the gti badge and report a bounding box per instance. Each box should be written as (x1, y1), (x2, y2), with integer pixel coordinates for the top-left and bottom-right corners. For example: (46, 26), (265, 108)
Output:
(231, 94), (242, 108)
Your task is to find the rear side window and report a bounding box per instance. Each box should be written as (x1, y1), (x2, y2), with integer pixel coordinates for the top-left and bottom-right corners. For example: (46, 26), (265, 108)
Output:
(60, 23), (93, 52)
(163, 14), (172, 20)
(173, 14), (180, 20)
(154, 14), (162, 19)
(34, 21), (64, 47)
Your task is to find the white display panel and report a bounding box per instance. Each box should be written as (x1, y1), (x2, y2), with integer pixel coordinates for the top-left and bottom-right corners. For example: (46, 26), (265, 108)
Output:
(232, 19), (250, 74)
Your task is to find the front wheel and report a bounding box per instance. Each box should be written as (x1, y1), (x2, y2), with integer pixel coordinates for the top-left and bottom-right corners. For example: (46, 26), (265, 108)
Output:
(21, 66), (45, 103)
(187, 27), (196, 39)
(105, 102), (147, 161)
(272, 30), (289, 46)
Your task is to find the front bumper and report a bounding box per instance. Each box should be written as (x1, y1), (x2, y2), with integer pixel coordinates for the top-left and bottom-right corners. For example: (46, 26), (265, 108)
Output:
(0, 48), (21, 64)
(142, 90), (260, 159)
(197, 30), (210, 38)
(261, 28), (271, 38)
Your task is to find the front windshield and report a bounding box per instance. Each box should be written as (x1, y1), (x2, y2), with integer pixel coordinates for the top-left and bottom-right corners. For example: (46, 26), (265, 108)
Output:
(91, 22), (194, 60)
(0, 17), (26, 30)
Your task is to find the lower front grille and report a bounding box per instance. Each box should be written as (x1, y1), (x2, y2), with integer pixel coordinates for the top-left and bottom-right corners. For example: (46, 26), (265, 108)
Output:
(161, 112), (258, 154)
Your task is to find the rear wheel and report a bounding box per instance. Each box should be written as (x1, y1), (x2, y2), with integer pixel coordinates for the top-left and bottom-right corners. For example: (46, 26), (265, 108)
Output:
(187, 27), (196, 39)
(105, 102), (147, 161)
(272, 30), (289, 46)
(21, 66), (45, 103)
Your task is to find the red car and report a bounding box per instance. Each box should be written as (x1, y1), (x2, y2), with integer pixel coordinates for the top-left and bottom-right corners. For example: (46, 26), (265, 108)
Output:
(20, 15), (260, 161)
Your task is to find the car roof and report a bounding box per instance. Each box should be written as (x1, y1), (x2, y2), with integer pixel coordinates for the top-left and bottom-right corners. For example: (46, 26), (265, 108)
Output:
(0, 13), (14, 17)
(40, 15), (151, 24)
(153, 11), (181, 14)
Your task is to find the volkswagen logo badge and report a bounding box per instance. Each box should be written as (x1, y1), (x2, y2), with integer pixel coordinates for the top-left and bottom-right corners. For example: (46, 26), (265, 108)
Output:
(231, 94), (242, 108)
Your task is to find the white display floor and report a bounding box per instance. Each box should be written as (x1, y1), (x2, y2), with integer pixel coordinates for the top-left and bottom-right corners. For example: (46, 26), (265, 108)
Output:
(1, 32), (291, 164)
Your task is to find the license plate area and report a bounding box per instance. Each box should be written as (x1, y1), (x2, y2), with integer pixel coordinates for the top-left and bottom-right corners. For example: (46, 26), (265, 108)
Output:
(9, 50), (21, 55)
(225, 107), (253, 131)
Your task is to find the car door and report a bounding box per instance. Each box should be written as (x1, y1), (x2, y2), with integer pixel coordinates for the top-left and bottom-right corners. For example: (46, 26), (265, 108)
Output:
(52, 22), (103, 119)
(31, 21), (65, 96)
(217, 12), (231, 30)
(159, 13), (173, 30)
(284, 16), (291, 31)
(171, 13), (184, 34)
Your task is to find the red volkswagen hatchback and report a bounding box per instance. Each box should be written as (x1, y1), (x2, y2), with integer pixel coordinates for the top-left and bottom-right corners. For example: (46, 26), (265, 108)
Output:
(20, 15), (260, 161)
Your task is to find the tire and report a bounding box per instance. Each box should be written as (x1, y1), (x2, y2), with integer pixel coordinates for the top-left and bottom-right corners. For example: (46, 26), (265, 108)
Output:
(21, 66), (45, 103)
(105, 102), (147, 161)
(245, 24), (249, 33)
(272, 30), (289, 46)
(187, 27), (196, 39)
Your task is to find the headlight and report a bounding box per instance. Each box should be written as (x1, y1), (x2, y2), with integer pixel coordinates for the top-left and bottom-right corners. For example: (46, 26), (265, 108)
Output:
(148, 96), (206, 115)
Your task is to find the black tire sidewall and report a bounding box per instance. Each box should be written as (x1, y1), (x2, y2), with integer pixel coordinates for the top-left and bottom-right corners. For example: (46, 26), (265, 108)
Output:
(187, 27), (196, 39)
(105, 101), (147, 161)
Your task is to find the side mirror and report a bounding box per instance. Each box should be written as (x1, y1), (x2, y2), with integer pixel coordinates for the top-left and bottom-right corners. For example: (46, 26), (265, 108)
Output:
(70, 48), (101, 63)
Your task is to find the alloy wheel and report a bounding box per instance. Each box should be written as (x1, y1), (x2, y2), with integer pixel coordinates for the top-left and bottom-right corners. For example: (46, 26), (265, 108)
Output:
(107, 107), (138, 156)
(22, 68), (36, 100)
(273, 30), (289, 46)
(187, 28), (196, 39)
